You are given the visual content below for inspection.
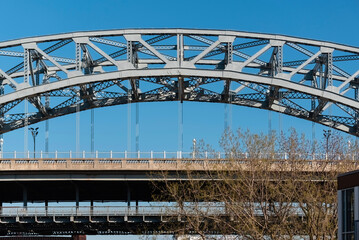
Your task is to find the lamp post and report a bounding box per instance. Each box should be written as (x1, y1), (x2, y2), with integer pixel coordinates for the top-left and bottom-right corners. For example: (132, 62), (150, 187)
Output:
(323, 129), (331, 160)
(29, 127), (39, 158)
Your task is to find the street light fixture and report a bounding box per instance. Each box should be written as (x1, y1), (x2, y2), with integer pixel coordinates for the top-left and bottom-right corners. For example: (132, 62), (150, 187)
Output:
(192, 138), (197, 158)
(323, 129), (331, 159)
(29, 127), (39, 158)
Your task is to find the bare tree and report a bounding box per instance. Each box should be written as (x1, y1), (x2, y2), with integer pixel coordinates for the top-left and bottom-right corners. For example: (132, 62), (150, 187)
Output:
(152, 128), (357, 239)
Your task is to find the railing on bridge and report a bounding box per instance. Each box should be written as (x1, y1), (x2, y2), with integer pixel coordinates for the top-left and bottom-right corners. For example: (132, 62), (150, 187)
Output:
(1, 206), (179, 217)
(0, 205), (303, 218)
(0, 205), (230, 234)
(0, 205), (305, 235)
(0, 151), (356, 172)
(0, 151), (357, 161)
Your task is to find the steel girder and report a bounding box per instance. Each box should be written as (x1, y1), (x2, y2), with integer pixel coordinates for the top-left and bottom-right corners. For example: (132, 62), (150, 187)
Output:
(0, 29), (358, 135)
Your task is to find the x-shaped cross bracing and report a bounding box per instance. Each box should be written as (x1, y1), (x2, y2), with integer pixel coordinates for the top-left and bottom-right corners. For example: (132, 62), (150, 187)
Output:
(0, 29), (358, 135)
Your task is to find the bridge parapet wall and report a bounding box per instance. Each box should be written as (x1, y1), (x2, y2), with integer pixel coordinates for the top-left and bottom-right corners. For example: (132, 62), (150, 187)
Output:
(0, 157), (354, 172)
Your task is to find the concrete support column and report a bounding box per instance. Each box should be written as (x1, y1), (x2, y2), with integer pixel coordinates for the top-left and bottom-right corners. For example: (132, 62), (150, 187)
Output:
(45, 200), (48, 216)
(127, 185), (131, 208)
(338, 190), (343, 240)
(90, 200), (94, 216)
(23, 186), (28, 208)
(75, 185), (79, 212)
(136, 199), (138, 214)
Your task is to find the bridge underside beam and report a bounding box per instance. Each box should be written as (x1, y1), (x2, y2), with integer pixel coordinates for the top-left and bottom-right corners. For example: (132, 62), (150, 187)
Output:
(0, 167), (332, 203)
(0, 216), (228, 236)
(0, 180), (156, 202)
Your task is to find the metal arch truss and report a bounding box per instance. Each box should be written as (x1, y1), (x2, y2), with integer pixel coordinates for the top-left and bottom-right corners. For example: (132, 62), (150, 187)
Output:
(0, 29), (359, 135)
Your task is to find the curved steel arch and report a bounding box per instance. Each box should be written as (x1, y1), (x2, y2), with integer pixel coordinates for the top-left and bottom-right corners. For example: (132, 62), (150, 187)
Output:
(0, 29), (358, 135)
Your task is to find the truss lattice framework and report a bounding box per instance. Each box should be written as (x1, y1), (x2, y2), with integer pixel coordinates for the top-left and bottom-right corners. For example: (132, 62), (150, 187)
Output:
(0, 29), (358, 135)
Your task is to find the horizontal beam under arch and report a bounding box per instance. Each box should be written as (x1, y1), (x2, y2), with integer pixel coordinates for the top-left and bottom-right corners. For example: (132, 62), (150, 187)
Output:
(1, 68), (357, 109)
(0, 68), (358, 135)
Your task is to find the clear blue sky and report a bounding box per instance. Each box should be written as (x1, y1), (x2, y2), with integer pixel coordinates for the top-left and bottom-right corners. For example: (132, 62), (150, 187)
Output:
(1, 0), (359, 154)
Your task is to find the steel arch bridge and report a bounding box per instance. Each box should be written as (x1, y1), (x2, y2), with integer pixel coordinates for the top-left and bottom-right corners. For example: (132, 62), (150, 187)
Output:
(0, 29), (358, 135)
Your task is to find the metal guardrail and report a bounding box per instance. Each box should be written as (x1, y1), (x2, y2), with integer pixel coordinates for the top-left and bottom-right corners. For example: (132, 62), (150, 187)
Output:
(0, 151), (356, 161)
(0, 206), (224, 217)
(0, 151), (356, 172)
(0, 205), (303, 218)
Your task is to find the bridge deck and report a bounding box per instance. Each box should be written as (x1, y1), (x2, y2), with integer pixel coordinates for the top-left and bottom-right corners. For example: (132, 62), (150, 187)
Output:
(0, 157), (350, 218)
(0, 158), (349, 172)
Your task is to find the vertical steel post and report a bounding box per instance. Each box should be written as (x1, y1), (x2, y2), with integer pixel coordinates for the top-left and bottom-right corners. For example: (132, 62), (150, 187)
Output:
(277, 45), (283, 135)
(24, 49), (29, 156)
(224, 103), (228, 130)
(312, 121), (316, 154)
(0, 84), (3, 158)
(75, 43), (81, 158)
(311, 63), (317, 152)
(91, 109), (94, 154)
(278, 112), (282, 134)
(42, 75), (50, 155)
(177, 34), (184, 67)
(178, 101), (183, 152)
(224, 41), (233, 131)
(76, 101), (80, 158)
(327, 52), (333, 88)
(276, 45), (283, 75)
(126, 41), (134, 153)
(24, 99), (28, 157)
(135, 100), (139, 152)
(127, 86), (131, 153)
(327, 52), (333, 117)
(45, 111), (49, 154)
(268, 110), (272, 137)
(75, 43), (81, 72)
(177, 34), (184, 152)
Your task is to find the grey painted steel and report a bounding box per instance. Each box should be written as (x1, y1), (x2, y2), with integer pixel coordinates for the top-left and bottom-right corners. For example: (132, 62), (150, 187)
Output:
(0, 29), (358, 135)
(0, 205), (239, 235)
